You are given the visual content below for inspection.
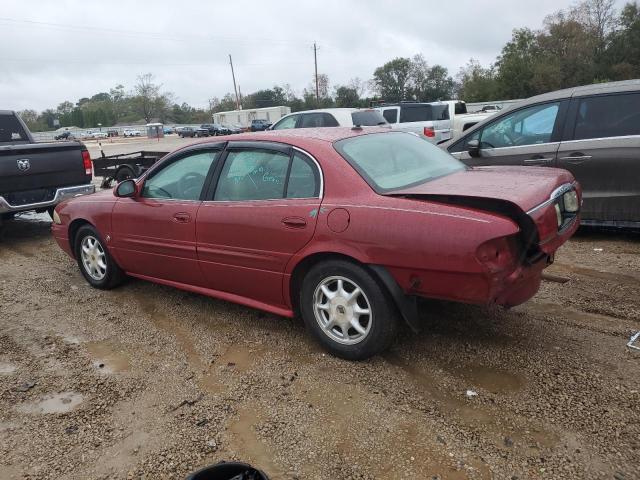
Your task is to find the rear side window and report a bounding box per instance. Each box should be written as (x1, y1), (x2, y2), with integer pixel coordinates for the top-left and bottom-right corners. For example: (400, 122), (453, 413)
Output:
(382, 109), (398, 123)
(400, 105), (430, 123)
(574, 93), (640, 140)
(299, 113), (339, 128)
(351, 110), (387, 126)
(0, 114), (28, 142)
(286, 152), (320, 198)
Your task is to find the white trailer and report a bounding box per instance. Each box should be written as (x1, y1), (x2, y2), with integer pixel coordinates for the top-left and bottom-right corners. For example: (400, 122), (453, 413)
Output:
(213, 106), (291, 128)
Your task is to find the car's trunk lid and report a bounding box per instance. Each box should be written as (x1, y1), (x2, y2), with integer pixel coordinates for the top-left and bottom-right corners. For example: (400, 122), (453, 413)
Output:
(386, 166), (574, 213)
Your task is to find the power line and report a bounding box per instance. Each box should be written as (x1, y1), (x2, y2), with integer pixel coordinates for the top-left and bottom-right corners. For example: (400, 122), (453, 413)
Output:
(0, 17), (308, 46)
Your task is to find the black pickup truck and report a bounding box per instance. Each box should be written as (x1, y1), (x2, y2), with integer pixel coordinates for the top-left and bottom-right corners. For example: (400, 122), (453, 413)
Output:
(0, 110), (95, 224)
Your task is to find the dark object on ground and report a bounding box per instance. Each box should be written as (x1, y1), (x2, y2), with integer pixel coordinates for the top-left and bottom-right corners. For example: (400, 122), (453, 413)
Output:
(92, 150), (168, 188)
(185, 461), (269, 480)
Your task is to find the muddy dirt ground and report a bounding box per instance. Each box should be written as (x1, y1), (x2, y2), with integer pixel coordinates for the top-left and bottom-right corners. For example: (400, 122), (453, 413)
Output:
(1, 213), (639, 480)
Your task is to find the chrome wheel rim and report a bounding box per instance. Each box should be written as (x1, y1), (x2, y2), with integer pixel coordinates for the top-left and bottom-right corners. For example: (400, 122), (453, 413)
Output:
(80, 235), (107, 281)
(313, 275), (372, 345)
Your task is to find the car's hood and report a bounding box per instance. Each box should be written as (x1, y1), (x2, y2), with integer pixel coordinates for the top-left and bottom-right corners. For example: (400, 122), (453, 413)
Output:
(386, 166), (575, 213)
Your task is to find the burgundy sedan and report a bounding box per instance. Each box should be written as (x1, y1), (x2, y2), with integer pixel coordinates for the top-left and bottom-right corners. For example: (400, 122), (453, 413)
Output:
(52, 128), (580, 360)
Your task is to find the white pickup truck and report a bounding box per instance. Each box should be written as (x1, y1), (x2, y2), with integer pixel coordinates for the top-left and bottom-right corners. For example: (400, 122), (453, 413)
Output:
(375, 100), (496, 143)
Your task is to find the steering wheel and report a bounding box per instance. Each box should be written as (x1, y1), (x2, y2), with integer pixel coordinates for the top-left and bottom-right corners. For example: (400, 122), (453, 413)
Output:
(178, 172), (206, 199)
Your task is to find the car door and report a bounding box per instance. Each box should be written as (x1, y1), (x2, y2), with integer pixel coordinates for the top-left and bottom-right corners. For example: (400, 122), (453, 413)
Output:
(196, 142), (322, 307)
(556, 92), (640, 224)
(111, 146), (223, 285)
(449, 100), (568, 167)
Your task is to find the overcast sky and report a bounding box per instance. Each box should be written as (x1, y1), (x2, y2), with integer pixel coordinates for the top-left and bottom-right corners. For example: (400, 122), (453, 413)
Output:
(0, 0), (627, 111)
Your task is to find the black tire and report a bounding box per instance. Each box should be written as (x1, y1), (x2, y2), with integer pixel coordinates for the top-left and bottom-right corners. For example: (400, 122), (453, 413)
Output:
(74, 225), (125, 289)
(115, 165), (135, 183)
(300, 260), (399, 360)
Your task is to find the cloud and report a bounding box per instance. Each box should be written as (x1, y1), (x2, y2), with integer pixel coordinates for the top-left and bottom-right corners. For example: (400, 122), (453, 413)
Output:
(0, 0), (626, 111)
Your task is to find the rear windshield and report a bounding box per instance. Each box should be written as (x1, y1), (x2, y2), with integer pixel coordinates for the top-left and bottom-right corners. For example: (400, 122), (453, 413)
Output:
(0, 114), (28, 143)
(399, 104), (449, 123)
(334, 132), (465, 193)
(351, 110), (387, 126)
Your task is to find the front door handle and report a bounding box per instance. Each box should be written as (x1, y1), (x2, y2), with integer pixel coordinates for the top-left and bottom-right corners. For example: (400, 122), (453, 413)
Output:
(173, 212), (191, 223)
(282, 216), (307, 228)
(523, 156), (554, 165)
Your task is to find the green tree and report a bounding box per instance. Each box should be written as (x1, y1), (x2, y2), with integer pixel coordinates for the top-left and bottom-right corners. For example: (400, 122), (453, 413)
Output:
(495, 28), (541, 99)
(606, 2), (640, 79)
(334, 86), (360, 107)
(372, 57), (412, 102)
(456, 59), (499, 102)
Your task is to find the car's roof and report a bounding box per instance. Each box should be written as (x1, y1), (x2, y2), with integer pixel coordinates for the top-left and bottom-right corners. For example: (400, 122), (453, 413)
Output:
(504, 79), (640, 111)
(186, 126), (392, 148)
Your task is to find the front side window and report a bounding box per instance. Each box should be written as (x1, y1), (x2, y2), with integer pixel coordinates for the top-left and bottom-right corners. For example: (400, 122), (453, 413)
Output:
(335, 132), (465, 193)
(272, 115), (298, 130)
(142, 151), (218, 200)
(574, 93), (640, 140)
(215, 150), (289, 201)
(480, 102), (560, 149)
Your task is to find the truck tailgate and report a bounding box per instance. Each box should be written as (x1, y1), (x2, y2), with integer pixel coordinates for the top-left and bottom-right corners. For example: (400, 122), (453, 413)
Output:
(0, 142), (89, 194)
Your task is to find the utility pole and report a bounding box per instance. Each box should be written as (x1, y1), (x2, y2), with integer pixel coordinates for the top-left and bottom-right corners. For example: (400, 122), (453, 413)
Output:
(229, 54), (240, 110)
(314, 42), (319, 105)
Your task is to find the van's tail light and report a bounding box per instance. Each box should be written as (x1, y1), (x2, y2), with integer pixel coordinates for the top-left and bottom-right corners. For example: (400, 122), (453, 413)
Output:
(423, 126), (435, 137)
(476, 235), (519, 274)
(82, 150), (93, 176)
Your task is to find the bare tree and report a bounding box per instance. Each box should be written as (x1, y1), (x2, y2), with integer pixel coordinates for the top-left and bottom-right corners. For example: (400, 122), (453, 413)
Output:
(571, 0), (617, 52)
(134, 73), (161, 123)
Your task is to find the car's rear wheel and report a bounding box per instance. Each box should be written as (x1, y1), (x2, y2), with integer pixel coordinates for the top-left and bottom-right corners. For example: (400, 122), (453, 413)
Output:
(300, 260), (398, 360)
(75, 225), (124, 289)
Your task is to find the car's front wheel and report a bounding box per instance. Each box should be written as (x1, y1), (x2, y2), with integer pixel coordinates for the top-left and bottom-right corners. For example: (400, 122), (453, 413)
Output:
(300, 260), (399, 360)
(75, 225), (125, 289)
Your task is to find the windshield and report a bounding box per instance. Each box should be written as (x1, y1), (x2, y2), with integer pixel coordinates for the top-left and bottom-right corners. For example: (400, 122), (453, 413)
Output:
(351, 110), (387, 126)
(334, 132), (465, 193)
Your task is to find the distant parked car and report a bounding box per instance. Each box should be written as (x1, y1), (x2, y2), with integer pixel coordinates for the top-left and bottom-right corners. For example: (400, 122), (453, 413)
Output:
(54, 131), (75, 141)
(481, 105), (502, 112)
(443, 79), (640, 228)
(224, 124), (243, 134)
(163, 127), (174, 135)
(178, 127), (197, 138)
(250, 119), (272, 131)
(81, 130), (107, 139)
(123, 129), (142, 137)
(270, 108), (387, 131)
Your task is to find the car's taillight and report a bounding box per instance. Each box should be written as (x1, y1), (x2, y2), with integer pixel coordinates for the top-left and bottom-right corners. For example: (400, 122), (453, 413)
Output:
(476, 235), (519, 274)
(82, 150), (92, 176)
(423, 126), (435, 137)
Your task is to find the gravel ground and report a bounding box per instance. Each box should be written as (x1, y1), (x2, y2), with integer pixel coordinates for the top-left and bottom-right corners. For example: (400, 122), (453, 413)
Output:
(0, 211), (639, 480)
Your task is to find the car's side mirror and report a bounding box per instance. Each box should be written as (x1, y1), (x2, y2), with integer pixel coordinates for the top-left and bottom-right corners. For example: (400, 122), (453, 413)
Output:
(467, 139), (481, 158)
(115, 179), (136, 198)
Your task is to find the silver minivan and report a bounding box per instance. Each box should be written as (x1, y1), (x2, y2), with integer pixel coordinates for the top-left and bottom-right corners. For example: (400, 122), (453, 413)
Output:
(443, 80), (640, 227)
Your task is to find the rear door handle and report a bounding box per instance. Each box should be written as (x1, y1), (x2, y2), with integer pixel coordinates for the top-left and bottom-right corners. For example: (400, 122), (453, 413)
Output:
(559, 153), (592, 164)
(523, 157), (554, 165)
(282, 216), (307, 228)
(173, 212), (191, 223)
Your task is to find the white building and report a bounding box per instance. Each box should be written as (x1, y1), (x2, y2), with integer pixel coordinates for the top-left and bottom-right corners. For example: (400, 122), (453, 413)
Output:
(213, 106), (291, 128)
